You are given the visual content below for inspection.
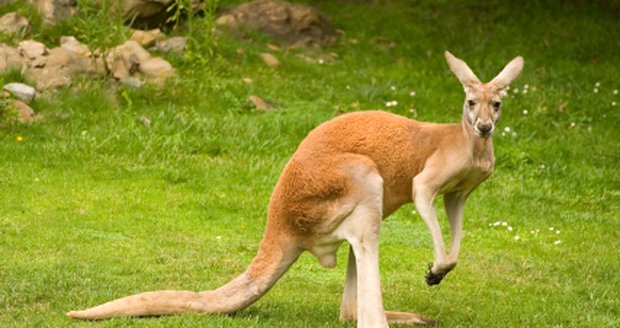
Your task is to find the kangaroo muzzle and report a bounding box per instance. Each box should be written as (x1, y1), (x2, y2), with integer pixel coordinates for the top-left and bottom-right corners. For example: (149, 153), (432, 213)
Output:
(474, 120), (494, 137)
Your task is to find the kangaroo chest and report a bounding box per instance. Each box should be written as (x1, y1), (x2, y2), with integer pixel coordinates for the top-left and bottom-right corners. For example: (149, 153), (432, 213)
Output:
(439, 158), (494, 195)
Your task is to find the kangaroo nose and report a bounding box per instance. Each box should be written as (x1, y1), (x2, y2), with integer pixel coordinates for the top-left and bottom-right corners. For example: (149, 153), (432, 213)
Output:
(476, 123), (494, 135)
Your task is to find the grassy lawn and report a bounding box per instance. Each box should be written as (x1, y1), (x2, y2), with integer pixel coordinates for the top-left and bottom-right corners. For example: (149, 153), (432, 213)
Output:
(1, 0), (619, 326)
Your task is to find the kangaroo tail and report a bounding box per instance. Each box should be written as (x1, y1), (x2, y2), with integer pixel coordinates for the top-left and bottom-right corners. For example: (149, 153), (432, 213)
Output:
(67, 233), (301, 320)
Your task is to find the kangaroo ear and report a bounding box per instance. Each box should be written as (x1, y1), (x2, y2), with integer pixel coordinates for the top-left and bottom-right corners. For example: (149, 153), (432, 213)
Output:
(490, 56), (524, 91)
(444, 51), (481, 89)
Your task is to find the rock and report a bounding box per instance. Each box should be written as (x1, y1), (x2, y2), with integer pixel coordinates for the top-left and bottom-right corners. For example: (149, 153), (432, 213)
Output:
(122, 0), (204, 28)
(123, 0), (174, 27)
(105, 40), (174, 84)
(130, 28), (162, 47)
(27, 47), (106, 89)
(105, 40), (151, 80)
(215, 14), (238, 29)
(114, 40), (152, 64)
(267, 43), (282, 52)
(0, 44), (24, 71)
(28, 67), (70, 89)
(248, 95), (273, 110)
(139, 115), (151, 127)
(0, 12), (30, 35)
(45, 47), (93, 72)
(260, 52), (280, 68)
(26, 0), (77, 26)
(139, 56), (174, 83)
(218, 0), (338, 47)
(60, 36), (91, 56)
(155, 36), (187, 54)
(12, 100), (35, 122)
(120, 76), (143, 88)
(1, 34), (176, 90)
(18, 40), (48, 60)
(3, 82), (36, 102)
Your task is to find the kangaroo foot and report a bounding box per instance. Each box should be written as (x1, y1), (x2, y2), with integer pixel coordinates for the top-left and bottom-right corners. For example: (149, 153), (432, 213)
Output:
(386, 310), (438, 325)
(425, 262), (453, 286)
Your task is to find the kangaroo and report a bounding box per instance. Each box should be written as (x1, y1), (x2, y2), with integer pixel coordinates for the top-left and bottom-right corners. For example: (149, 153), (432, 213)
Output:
(68, 51), (523, 327)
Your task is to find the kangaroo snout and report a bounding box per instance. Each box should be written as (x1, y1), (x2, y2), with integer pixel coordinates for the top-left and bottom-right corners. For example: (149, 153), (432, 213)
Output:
(475, 122), (494, 136)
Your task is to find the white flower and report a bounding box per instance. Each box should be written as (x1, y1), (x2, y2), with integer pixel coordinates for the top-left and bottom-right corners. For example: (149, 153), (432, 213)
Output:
(530, 230), (536, 234)
(504, 126), (511, 133)
(523, 109), (528, 115)
(493, 221), (501, 227)
(390, 86), (396, 91)
(514, 235), (520, 240)
(613, 89), (618, 95)
(216, 236), (222, 240)
(318, 59), (325, 64)
(595, 82), (601, 87)
(549, 227), (555, 231)
(593, 88), (599, 94)
(501, 222), (508, 226)
(513, 88), (519, 94)
(554, 240), (562, 245)
(556, 230), (561, 234)
(524, 84), (529, 89)
(612, 101), (617, 107)
(410, 91), (416, 97)
(507, 226), (513, 231)
(522, 89), (528, 94)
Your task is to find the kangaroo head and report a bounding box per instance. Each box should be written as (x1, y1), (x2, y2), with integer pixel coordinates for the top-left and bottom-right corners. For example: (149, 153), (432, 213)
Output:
(444, 51), (523, 138)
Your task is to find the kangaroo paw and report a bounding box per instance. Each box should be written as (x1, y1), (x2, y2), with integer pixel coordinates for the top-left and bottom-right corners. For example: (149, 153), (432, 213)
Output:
(425, 263), (446, 286)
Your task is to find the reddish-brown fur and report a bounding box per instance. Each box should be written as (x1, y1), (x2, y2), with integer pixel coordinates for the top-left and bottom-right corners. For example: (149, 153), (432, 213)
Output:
(272, 111), (453, 231)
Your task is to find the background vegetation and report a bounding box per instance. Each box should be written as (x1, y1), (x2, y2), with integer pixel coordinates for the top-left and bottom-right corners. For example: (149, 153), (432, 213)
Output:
(1, 0), (618, 326)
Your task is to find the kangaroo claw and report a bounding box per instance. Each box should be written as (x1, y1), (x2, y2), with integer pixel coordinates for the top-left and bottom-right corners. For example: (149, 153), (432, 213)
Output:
(425, 263), (446, 286)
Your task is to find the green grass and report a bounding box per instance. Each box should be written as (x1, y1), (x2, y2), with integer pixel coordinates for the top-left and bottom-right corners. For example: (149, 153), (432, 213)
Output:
(1, 0), (619, 326)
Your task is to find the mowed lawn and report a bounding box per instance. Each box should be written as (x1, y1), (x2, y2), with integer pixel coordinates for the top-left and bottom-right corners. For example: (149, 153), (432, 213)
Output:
(0, 0), (618, 327)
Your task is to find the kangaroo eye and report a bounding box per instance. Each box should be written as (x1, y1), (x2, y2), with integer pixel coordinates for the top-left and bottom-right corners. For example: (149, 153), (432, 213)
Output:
(493, 101), (501, 111)
(467, 100), (476, 108)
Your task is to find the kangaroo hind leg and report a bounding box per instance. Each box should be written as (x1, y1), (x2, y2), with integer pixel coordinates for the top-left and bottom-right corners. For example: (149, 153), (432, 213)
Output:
(334, 157), (435, 326)
(339, 245), (357, 322)
(328, 157), (387, 328)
